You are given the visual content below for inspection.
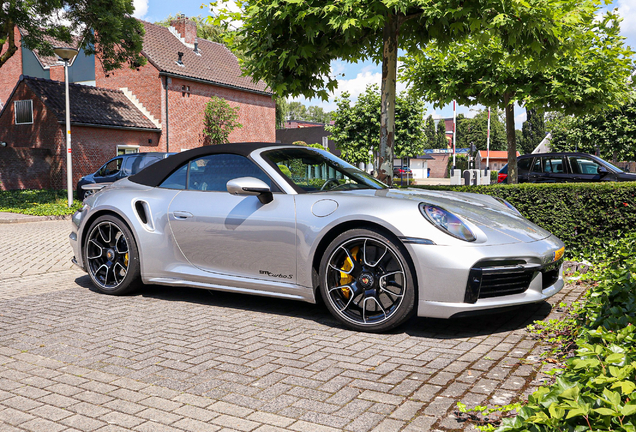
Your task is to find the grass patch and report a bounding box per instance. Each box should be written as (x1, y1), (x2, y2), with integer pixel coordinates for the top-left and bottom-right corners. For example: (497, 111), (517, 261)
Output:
(0, 190), (82, 216)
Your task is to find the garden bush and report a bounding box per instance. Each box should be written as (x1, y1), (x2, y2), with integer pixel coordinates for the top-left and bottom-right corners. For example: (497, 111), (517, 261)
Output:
(410, 182), (636, 258)
(481, 234), (636, 432)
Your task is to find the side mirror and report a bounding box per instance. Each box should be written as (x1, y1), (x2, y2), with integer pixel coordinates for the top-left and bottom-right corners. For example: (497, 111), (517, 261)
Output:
(226, 177), (273, 204)
(598, 166), (609, 176)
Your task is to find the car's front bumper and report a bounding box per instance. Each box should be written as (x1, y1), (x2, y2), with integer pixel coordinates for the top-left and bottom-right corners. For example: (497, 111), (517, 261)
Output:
(405, 235), (565, 319)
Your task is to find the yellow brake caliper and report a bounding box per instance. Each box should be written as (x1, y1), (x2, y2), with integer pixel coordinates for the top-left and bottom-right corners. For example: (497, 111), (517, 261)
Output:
(339, 247), (359, 299)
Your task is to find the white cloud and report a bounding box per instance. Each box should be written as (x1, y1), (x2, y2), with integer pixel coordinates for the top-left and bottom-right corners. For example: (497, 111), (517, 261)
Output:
(295, 64), (413, 112)
(132, 0), (148, 18)
(617, 0), (636, 38)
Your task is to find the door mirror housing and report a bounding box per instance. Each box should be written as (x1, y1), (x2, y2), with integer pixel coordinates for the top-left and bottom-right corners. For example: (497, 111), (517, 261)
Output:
(598, 166), (609, 176)
(226, 177), (273, 204)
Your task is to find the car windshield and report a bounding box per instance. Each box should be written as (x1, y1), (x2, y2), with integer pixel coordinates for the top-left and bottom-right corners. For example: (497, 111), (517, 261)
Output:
(262, 147), (387, 192)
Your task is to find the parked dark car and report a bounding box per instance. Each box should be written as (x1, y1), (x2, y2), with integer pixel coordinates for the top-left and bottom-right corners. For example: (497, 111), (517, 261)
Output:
(497, 152), (636, 184)
(77, 152), (173, 200)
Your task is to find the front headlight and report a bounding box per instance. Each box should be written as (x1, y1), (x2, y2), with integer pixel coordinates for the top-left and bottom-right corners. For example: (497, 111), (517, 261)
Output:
(420, 203), (476, 242)
(494, 197), (521, 215)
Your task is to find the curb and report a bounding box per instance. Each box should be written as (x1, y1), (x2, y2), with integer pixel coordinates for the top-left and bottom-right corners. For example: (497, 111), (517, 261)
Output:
(0, 213), (72, 224)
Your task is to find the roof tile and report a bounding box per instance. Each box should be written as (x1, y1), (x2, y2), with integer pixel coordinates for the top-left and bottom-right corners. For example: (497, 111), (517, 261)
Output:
(140, 21), (270, 94)
(24, 77), (159, 130)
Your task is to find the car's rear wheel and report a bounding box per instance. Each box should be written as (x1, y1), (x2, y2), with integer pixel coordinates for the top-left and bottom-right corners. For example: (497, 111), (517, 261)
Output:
(319, 228), (415, 332)
(84, 215), (141, 295)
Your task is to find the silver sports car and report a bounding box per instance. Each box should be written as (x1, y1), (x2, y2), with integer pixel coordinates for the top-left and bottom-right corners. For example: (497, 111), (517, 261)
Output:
(70, 143), (565, 332)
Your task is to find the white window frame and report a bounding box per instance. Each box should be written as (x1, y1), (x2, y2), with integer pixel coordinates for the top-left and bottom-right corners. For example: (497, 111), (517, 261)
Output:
(14, 100), (33, 125)
(117, 145), (140, 156)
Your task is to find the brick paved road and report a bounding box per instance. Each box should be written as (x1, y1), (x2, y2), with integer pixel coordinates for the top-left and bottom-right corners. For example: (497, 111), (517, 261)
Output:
(0, 220), (584, 431)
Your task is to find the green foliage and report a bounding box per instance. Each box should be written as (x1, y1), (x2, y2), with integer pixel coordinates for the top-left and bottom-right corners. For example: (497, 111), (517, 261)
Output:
(209, 0), (604, 102)
(202, 96), (242, 145)
(401, 12), (635, 183)
(326, 85), (426, 164)
(488, 235), (636, 432)
(281, 100), (332, 124)
(424, 115), (437, 150)
(0, 190), (82, 215)
(520, 109), (546, 155)
(436, 118), (449, 149)
(0, 0), (145, 71)
(410, 182), (636, 258)
(548, 99), (636, 163)
(456, 109), (507, 152)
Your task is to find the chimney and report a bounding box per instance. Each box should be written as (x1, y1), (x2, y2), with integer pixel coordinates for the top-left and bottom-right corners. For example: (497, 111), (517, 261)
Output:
(170, 14), (197, 45)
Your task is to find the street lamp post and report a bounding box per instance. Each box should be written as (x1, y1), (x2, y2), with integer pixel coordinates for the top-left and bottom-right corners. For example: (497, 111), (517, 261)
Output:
(53, 47), (79, 207)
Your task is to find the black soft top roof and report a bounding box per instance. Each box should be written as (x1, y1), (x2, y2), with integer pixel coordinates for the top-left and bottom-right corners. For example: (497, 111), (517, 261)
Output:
(129, 142), (281, 187)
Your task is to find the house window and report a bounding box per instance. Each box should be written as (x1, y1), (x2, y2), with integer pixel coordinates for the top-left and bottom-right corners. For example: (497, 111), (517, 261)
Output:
(117, 145), (139, 156)
(14, 100), (33, 124)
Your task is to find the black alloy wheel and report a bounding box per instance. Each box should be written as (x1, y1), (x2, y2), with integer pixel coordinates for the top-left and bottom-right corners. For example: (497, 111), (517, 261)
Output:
(320, 228), (415, 332)
(84, 215), (141, 295)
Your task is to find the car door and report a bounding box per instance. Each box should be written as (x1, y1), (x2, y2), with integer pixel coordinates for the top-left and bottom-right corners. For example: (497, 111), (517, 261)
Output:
(166, 153), (297, 283)
(516, 158), (533, 183)
(528, 156), (567, 182)
(94, 157), (124, 185)
(566, 155), (610, 182)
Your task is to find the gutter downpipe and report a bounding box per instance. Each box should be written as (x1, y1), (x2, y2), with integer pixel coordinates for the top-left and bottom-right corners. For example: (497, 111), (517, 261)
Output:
(164, 76), (170, 152)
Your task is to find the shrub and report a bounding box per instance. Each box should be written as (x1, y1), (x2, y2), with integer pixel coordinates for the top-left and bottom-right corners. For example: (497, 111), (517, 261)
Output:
(485, 234), (636, 432)
(410, 182), (636, 258)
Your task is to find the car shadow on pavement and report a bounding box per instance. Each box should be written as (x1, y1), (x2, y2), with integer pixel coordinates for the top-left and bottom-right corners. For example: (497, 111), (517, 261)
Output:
(75, 275), (552, 339)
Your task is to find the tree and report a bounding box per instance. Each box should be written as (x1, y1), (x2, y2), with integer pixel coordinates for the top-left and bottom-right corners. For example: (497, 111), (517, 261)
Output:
(327, 84), (425, 164)
(284, 101), (332, 124)
(1, 0), (145, 71)
(520, 109), (546, 154)
(435, 118), (448, 149)
(548, 98), (636, 162)
(210, 0), (591, 185)
(423, 115), (436, 149)
(402, 12), (634, 182)
(455, 110), (506, 152)
(202, 96), (242, 145)
(275, 98), (288, 129)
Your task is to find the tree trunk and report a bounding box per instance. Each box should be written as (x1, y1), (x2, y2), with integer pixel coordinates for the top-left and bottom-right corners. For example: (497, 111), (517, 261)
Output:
(0, 21), (18, 68)
(379, 13), (398, 186)
(504, 92), (517, 184)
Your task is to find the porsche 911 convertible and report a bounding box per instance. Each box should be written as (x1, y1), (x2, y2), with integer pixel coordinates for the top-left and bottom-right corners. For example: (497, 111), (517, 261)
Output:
(70, 143), (565, 332)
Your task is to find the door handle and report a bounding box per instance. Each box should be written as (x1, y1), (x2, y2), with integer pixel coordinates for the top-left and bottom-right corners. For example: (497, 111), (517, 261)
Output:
(173, 211), (193, 219)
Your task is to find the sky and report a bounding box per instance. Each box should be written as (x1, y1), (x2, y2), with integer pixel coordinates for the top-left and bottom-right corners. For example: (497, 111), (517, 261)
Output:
(134, 0), (636, 129)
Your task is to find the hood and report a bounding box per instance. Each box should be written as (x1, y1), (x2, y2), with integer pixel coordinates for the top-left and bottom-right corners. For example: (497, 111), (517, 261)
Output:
(332, 188), (553, 244)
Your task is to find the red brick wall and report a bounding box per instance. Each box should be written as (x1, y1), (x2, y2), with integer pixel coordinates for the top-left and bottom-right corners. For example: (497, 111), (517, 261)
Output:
(428, 154), (451, 178)
(171, 18), (197, 44)
(0, 82), (64, 189)
(166, 76), (275, 151)
(0, 27), (23, 109)
(95, 58), (163, 127)
(0, 148), (54, 190)
(49, 65), (64, 82)
(0, 81), (161, 190)
(72, 126), (161, 187)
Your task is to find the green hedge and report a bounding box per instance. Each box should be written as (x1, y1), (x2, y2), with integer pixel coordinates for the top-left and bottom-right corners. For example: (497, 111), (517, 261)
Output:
(410, 182), (636, 257)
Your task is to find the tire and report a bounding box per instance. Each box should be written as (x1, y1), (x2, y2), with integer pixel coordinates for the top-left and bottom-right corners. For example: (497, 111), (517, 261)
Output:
(319, 228), (416, 332)
(83, 214), (141, 295)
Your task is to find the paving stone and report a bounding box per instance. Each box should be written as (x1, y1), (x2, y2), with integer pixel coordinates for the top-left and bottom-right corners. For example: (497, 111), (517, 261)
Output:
(0, 220), (587, 432)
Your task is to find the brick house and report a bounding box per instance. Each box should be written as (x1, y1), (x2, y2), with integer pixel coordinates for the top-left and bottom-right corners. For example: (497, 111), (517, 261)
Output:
(0, 76), (161, 189)
(476, 150), (520, 171)
(0, 16), (275, 190)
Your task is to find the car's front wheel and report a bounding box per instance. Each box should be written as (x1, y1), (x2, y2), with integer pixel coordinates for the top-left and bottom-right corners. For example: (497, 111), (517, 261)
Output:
(319, 228), (415, 332)
(83, 215), (141, 295)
